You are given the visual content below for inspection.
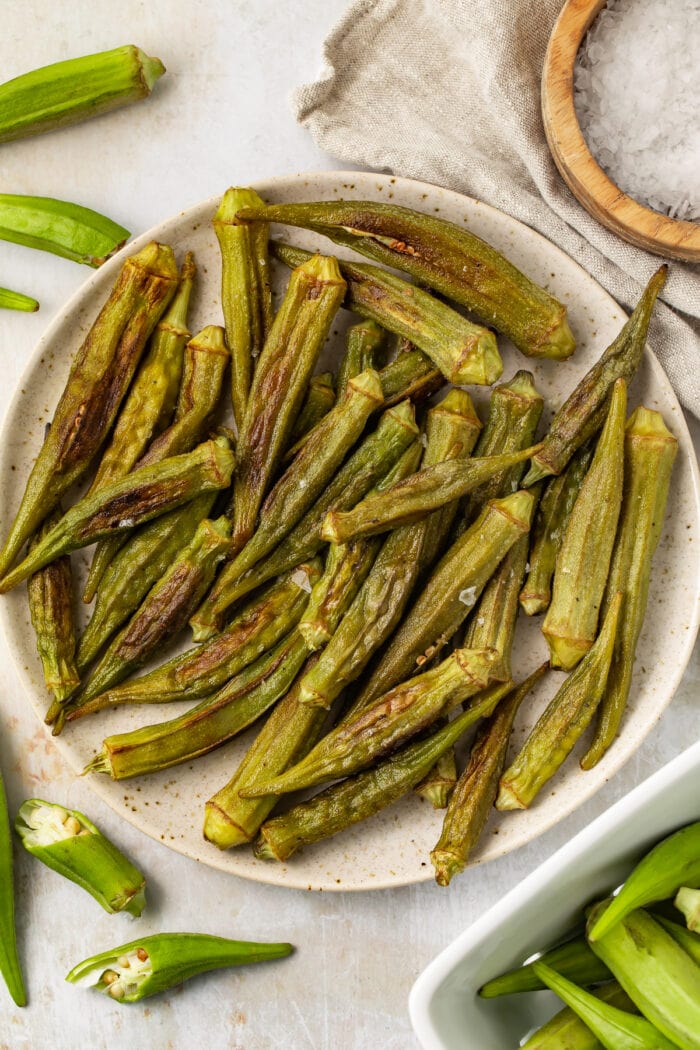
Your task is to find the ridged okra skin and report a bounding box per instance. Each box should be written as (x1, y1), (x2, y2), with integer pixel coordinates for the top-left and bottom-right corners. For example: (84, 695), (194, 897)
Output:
(273, 241), (503, 386)
(582, 406), (678, 769)
(523, 266), (667, 485)
(337, 319), (386, 394)
(0, 286), (38, 311)
(285, 372), (336, 459)
(519, 981), (635, 1050)
(0, 241), (178, 579)
(377, 345), (444, 406)
(463, 533), (530, 681)
(245, 200), (575, 360)
(542, 379), (626, 671)
(0, 194), (129, 268)
(478, 931), (610, 997)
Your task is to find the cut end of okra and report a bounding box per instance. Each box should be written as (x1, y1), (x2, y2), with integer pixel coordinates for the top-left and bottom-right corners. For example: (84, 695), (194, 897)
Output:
(675, 887), (700, 932)
(69, 944), (153, 1002)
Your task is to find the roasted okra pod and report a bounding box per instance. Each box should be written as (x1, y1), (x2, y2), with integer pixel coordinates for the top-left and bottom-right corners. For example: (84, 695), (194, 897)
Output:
(337, 319), (386, 394)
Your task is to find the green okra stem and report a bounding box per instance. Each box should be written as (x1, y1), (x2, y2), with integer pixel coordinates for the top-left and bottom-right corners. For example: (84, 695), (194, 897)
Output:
(0, 193), (129, 267)
(586, 903), (700, 1050)
(204, 654), (328, 849)
(542, 379), (626, 671)
(582, 407), (678, 769)
(220, 369), (383, 586)
(69, 517), (233, 709)
(520, 981), (636, 1050)
(345, 488), (535, 719)
(15, 800), (145, 916)
(285, 372), (336, 460)
(377, 345), (444, 406)
(0, 286), (39, 311)
(190, 399), (419, 639)
(0, 767), (25, 1006)
(520, 443), (595, 616)
(84, 631), (309, 780)
(497, 592), (623, 810)
(72, 560), (320, 718)
(273, 240), (503, 386)
(463, 533), (530, 681)
(28, 505), (80, 708)
(232, 253), (346, 554)
(432, 663), (548, 887)
(214, 187), (272, 431)
(338, 319), (386, 394)
(479, 932), (610, 997)
(254, 694), (510, 862)
(65, 933), (292, 1003)
(532, 961), (677, 1050)
(241, 648), (506, 799)
(587, 822), (700, 942)
(250, 201), (575, 359)
(0, 437), (235, 593)
(524, 266), (667, 485)
(0, 241), (178, 578)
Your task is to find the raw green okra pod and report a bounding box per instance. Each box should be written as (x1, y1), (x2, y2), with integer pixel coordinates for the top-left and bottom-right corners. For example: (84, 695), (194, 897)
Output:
(0, 437), (235, 594)
(337, 319), (386, 394)
(28, 505), (79, 708)
(69, 517), (233, 709)
(658, 915), (700, 957)
(65, 932), (292, 1003)
(246, 200), (575, 359)
(588, 822), (700, 942)
(220, 368), (383, 587)
(587, 902), (700, 1050)
(0, 766), (25, 1006)
(462, 534), (530, 681)
(582, 407), (678, 769)
(254, 693), (509, 862)
(242, 648), (506, 799)
(524, 266), (667, 485)
(519, 443), (594, 616)
(285, 372), (336, 460)
(72, 561), (320, 718)
(213, 187), (272, 431)
(532, 962), (678, 1050)
(346, 489), (535, 718)
(0, 286), (38, 311)
(191, 399), (419, 639)
(0, 241), (178, 578)
(85, 631), (310, 780)
(15, 800), (145, 916)
(232, 253), (346, 554)
(273, 240), (503, 386)
(0, 193), (129, 267)
(542, 379), (626, 671)
(479, 931), (610, 997)
(497, 592), (622, 810)
(520, 981), (636, 1050)
(432, 663), (547, 887)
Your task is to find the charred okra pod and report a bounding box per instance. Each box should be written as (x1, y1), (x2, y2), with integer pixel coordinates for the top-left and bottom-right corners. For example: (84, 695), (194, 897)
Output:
(479, 933), (610, 997)
(542, 379), (626, 670)
(191, 399), (419, 638)
(520, 981), (635, 1050)
(0, 437), (235, 593)
(65, 932), (292, 1002)
(346, 489), (535, 718)
(15, 800), (145, 916)
(0, 766), (25, 1006)
(432, 663), (547, 886)
(84, 631), (310, 780)
(242, 648), (506, 799)
(582, 407), (678, 769)
(587, 902), (700, 1049)
(254, 695), (509, 862)
(249, 201), (575, 359)
(524, 266), (667, 485)
(463, 534), (530, 681)
(73, 561), (319, 717)
(273, 240), (503, 386)
(0, 241), (178, 578)
(0, 193), (129, 267)
(213, 187), (272, 431)
(497, 592), (622, 810)
(0, 45), (165, 144)
(285, 372), (336, 459)
(28, 505), (79, 708)
(70, 517), (233, 708)
(377, 345), (444, 406)
(588, 822), (700, 942)
(519, 443), (594, 616)
(338, 319), (386, 394)
(232, 253), (346, 554)
(532, 962), (677, 1050)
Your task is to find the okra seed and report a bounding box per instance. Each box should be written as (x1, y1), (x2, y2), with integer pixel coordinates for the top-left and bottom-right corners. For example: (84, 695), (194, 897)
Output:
(117, 955), (131, 969)
(136, 948), (149, 962)
(101, 969), (118, 985)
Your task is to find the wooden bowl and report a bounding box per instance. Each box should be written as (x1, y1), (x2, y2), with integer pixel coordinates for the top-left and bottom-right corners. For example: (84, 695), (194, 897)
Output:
(542, 0), (700, 262)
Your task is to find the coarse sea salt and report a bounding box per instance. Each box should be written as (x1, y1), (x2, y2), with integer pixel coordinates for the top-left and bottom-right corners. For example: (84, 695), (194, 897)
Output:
(290, 568), (312, 592)
(574, 0), (700, 221)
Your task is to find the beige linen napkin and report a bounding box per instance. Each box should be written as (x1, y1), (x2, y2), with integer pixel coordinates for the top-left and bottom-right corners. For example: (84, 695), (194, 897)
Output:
(294, 0), (700, 416)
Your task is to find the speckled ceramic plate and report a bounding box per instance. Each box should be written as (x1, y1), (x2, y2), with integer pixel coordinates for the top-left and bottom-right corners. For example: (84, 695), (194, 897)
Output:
(1, 172), (698, 892)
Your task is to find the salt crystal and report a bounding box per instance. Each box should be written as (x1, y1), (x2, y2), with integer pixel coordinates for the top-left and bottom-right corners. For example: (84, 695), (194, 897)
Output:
(291, 568), (312, 592)
(458, 586), (477, 607)
(420, 432), (428, 448)
(574, 0), (700, 221)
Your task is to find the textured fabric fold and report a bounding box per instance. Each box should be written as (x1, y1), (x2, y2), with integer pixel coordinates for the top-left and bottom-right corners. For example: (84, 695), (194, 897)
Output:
(293, 0), (700, 415)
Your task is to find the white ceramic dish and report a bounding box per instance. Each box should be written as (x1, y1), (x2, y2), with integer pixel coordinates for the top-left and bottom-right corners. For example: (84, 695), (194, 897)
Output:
(0, 171), (698, 892)
(409, 738), (700, 1049)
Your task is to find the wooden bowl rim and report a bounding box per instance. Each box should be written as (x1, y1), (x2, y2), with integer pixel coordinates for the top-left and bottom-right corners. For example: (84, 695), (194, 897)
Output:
(542, 0), (700, 262)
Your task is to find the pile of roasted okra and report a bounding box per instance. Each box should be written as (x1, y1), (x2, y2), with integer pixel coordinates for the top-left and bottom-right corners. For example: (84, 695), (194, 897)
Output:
(0, 191), (676, 886)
